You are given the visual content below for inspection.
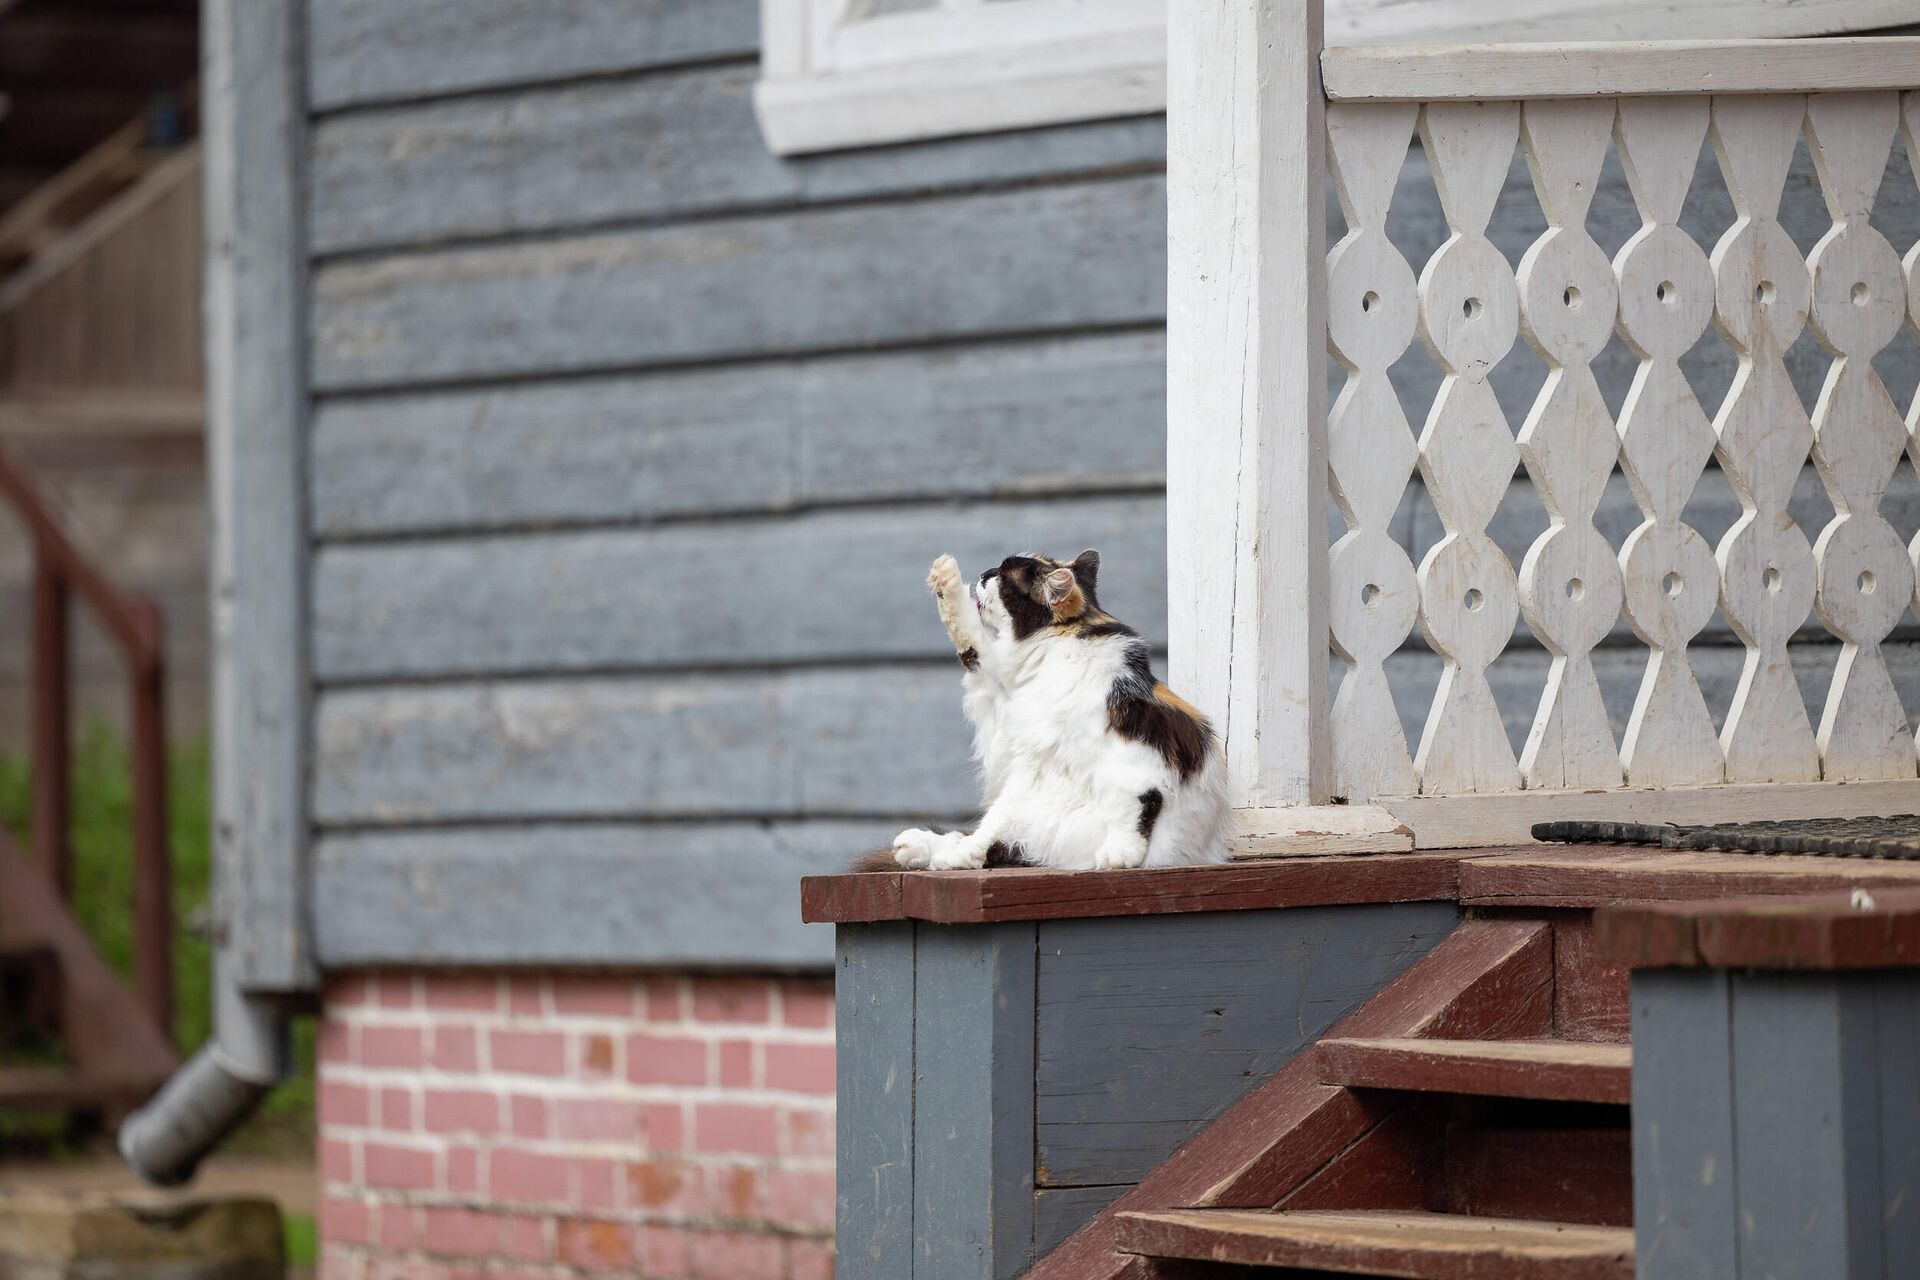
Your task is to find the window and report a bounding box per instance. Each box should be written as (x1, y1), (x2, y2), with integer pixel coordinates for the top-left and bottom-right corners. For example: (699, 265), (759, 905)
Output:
(754, 0), (1163, 155)
(755, 0), (1916, 156)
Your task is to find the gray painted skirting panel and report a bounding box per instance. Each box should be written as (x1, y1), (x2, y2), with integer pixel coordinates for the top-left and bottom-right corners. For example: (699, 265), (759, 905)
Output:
(309, 62), (1164, 256)
(837, 924), (917, 1279)
(308, 330), (1165, 539)
(311, 495), (1167, 681)
(1631, 969), (1739, 1279)
(304, 0), (758, 112)
(313, 640), (1920, 827)
(1636, 968), (1920, 1278)
(1033, 904), (1458, 1187)
(913, 924), (1038, 1280)
(310, 820), (888, 969)
(1033, 1187), (1127, 1258)
(308, 176), (1167, 391)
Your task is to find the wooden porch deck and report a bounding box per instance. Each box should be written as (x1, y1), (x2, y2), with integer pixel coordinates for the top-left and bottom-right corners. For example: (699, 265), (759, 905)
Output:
(802, 844), (1920, 924)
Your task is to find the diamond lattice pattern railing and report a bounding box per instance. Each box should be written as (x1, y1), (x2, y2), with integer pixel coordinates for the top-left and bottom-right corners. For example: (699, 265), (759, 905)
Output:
(1327, 90), (1920, 803)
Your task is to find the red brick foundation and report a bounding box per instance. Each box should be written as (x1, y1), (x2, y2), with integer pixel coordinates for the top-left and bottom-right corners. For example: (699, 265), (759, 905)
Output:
(317, 972), (835, 1279)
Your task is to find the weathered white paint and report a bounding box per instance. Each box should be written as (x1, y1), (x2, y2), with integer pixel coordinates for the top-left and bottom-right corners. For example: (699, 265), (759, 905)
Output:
(759, 3), (1919, 153)
(1167, 0), (1329, 808)
(1326, 102), (1420, 802)
(1234, 805), (1413, 857)
(755, 0), (1164, 155)
(1176, 11), (1920, 846)
(1411, 101), (1522, 795)
(1612, 97), (1724, 787)
(1806, 91), (1918, 782)
(1245, 779), (1920, 850)
(1324, 38), (1920, 103)
(1514, 99), (1624, 791)
(1709, 94), (1822, 783)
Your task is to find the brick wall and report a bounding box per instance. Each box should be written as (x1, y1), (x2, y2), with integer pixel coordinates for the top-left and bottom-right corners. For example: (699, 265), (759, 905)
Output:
(316, 972), (835, 1280)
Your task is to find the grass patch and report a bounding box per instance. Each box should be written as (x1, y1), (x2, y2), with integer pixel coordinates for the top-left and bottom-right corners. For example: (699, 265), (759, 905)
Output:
(284, 1211), (317, 1266)
(0, 724), (313, 1157)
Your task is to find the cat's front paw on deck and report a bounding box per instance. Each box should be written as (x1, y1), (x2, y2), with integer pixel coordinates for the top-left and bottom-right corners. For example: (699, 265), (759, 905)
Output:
(891, 828), (940, 869)
(929, 835), (990, 871)
(1092, 833), (1150, 871)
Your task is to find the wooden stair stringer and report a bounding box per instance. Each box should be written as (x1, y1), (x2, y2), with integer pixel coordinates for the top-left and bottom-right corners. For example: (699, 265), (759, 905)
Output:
(1023, 916), (1555, 1280)
(0, 830), (174, 1106)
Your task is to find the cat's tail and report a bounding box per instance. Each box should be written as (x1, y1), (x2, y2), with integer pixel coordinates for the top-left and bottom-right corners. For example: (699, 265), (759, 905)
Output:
(847, 848), (898, 873)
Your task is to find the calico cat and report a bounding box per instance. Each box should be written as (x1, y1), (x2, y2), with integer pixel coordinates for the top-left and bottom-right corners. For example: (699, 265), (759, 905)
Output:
(889, 550), (1231, 872)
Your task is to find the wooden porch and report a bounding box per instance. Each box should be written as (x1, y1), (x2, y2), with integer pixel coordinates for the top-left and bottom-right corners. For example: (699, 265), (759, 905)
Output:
(808, 846), (1920, 1278)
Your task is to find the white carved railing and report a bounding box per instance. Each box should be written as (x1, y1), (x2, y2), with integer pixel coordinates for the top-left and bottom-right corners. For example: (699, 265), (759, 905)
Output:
(1169, 2), (1920, 851)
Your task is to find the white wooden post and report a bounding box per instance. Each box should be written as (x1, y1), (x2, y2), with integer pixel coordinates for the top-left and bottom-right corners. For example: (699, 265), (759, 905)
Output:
(1167, 0), (1330, 809)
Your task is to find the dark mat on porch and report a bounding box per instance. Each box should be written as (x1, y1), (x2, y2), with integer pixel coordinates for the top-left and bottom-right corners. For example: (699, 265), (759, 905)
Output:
(1532, 816), (1920, 860)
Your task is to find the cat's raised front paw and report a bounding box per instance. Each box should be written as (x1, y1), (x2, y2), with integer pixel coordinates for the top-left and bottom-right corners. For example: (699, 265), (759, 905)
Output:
(928, 554), (963, 598)
(891, 828), (939, 869)
(1092, 834), (1149, 871)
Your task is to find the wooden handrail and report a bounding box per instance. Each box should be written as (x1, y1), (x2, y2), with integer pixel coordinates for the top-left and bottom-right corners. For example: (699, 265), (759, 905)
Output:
(0, 435), (171, 1045)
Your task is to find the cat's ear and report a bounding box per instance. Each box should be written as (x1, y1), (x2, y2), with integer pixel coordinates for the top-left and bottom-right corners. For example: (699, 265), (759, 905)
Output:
(1043, 568), (1077, 606)
(1071, 549), (1100, 588)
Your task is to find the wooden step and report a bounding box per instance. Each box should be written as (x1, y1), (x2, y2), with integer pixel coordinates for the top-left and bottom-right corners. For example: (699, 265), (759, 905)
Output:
(1118, 1208), (1634, 1280)
(1317, 1037), (1631, 1105)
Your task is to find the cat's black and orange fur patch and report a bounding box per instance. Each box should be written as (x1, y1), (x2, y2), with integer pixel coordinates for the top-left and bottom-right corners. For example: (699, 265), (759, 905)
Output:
(991, 549), (1215, 781)
(1107, 644), (1213, 780)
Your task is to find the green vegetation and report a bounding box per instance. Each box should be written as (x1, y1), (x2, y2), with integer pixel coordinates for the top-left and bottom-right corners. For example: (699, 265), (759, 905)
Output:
(0, 725), (313, 1155)
(283, 1210), (318, 1266)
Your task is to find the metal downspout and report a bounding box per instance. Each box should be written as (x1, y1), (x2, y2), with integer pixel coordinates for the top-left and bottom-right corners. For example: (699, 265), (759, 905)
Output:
(119, 946), (290, 1186)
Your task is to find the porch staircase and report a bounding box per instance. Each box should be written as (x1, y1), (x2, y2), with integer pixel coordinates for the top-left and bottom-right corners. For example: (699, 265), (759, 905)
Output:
(0, 827), (176, 1121)
(1036, 913), (1640, 1279)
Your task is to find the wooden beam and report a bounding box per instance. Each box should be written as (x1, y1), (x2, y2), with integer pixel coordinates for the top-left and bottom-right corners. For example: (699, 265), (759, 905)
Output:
(1245, 778), (1920, 851)
(1462, 847), (1920, 909)
(1323, 38), (1920, 102)
(800, 853), (1463, 925)
(1167, 0), (1330, 807)
(1597, 888), (1920, 970)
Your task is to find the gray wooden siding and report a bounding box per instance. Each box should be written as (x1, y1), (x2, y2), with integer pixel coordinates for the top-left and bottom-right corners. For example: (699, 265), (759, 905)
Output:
(305, 0), (759, 111)
(301, 0), (1176, 969)
(302, 0), (1920, 968)
(308, 65), (1163, 255)
(309, 177), (1166, 390)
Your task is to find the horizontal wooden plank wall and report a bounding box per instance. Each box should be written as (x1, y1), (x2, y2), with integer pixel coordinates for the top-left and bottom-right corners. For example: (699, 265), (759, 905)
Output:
(302, 0), (1920, 968)
(304, 0), (760, 111)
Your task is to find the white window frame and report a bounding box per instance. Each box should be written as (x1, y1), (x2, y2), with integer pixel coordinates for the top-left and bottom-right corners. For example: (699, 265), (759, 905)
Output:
(754, 0), (1164, 156)
(755, 0), (1919, 156)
